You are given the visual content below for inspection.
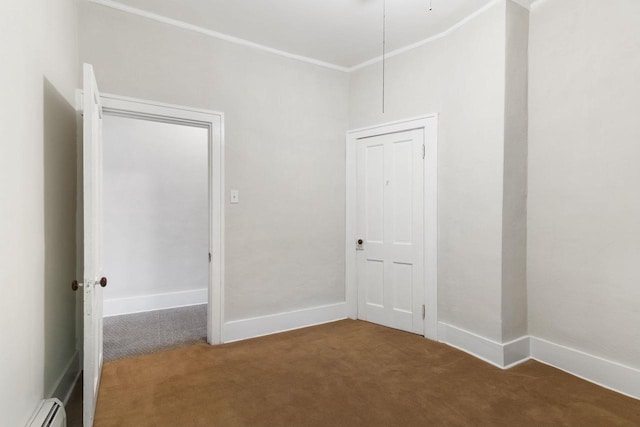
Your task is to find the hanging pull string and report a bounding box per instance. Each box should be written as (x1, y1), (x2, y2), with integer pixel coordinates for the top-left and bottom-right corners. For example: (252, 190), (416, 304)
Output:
(382, 0), (386, 114)
(429, 0), (433, 11)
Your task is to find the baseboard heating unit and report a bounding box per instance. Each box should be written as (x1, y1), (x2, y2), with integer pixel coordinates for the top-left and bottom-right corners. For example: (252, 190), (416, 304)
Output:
(27, 398), (66, 427)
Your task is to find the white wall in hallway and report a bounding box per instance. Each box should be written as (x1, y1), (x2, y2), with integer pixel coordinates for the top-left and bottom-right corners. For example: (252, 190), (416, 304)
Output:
(102, 115), (209, 315)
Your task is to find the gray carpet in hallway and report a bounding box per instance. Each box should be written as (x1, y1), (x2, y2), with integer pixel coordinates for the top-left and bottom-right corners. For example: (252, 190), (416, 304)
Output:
(103, 304), (207, 361)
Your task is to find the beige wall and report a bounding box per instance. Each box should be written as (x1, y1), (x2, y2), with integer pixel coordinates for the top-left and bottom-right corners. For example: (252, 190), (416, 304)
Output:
(349, 2), (509, 341)
(79, 1), (350, 321)
(0, 0), (79, 424)
(528, 0), (640, 368)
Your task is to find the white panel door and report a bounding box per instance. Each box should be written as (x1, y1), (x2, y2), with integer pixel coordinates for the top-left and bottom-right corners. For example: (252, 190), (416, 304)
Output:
(356, 129), (424, 334)
(83, 63), (105, 427)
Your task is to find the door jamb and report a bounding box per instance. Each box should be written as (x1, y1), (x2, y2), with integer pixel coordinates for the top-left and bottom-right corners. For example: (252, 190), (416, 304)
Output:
(345, 114), (438, 340)
(84, 92), (226, 345)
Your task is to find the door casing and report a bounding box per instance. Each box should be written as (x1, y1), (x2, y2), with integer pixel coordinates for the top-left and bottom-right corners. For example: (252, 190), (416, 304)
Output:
(346, 115), (438, 340)
(77, 91), (226, 345)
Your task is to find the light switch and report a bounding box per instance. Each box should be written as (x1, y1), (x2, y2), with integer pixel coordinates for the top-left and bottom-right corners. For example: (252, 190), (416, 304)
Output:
(230, 190), (239, 204)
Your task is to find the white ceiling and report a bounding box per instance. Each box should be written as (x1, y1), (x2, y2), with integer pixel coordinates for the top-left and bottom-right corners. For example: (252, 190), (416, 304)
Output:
(100, 0), (519, 69)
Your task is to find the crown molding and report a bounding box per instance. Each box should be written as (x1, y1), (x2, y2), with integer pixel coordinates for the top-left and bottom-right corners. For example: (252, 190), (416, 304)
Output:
(87, 0), (351, 72)
(88, 0), (535, 74)
(348, 0), (503, 71)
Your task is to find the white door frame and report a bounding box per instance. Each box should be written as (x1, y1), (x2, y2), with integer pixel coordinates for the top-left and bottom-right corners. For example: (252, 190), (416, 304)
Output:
(92, 92), (225, 345)
(345, 114), (438, 340)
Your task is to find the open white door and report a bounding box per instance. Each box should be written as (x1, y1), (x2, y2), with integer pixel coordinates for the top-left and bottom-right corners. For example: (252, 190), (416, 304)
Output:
(82, 63), (105, 427)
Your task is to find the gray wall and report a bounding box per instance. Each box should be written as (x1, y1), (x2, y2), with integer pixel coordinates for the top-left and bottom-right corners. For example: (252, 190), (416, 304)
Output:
(79, 1), (350, 321)
(349, 1), (508, 342)
(102, 116), (209, 312)
(528, 0), (640, 368)
(0, 0), (79, 424)
(501, 1), (529, 342)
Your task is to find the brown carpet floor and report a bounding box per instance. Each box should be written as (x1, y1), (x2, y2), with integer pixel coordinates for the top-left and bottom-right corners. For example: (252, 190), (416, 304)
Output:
(94, 320), (640, 426)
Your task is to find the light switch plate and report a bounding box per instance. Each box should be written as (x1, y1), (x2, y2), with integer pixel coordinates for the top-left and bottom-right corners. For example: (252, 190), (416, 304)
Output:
(230, 190), (239, 204)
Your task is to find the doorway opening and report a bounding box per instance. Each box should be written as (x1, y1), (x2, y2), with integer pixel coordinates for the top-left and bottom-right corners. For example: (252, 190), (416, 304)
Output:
(99, 94), (224, 360)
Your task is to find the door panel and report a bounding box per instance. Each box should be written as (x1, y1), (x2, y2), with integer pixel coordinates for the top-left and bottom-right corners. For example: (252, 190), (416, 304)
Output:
(365, 143), (384, 243)
(393, 262), (412, 312)
(392, 139), (413, 243)
(356, 129), (424, 335)
(83, 63), (104, 427)
(365, 260), (384, 307)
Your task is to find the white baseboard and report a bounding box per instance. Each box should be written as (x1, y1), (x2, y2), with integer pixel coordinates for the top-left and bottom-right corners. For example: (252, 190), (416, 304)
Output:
(531, 337), (640, 400)
(503, 334), (531, 368)
(104, 288), (207, 317)
(223, 302), (348, 343)
(437, 323), (639, 400)
(437, 322), (530, 369)
(49, 350), (80, 405)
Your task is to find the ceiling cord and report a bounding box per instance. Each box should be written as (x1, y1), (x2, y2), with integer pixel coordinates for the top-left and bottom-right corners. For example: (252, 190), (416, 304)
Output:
(382, 0), (386, 114)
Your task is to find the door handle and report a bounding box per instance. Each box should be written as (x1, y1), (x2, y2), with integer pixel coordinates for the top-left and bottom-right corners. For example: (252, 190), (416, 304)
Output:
(71, 277), (107, 291)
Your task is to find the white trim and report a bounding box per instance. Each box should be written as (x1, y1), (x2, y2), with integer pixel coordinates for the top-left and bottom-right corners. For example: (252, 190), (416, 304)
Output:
(222, 303), (348, 343)
(349, 0), (503, 71)
(435, 324), (640, 400)
(99, 92), (225, 124)
(86, 0), (534, 74)
(96, 92), (225, 344)
(48, 350), (81, 405)
(531, 337), (640, 400)
(504, 334), (531, 367)
(103, 289), (208, 317)
(347, 114), (437, 136)
(87, 0), (349, 73)
(346, 115), (438, 340)
(437, 322), (531, 369)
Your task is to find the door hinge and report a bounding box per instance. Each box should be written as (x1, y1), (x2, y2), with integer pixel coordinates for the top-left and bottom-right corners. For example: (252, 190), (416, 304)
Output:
(422, 304), (426, 320)
(209, 252), (212, 263)
(422, 144), (425, 159)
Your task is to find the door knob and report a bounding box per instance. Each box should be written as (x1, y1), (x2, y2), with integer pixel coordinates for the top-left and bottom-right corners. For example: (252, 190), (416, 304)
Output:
(357, 239), (363, 245)
(72, 278), (107, 290)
